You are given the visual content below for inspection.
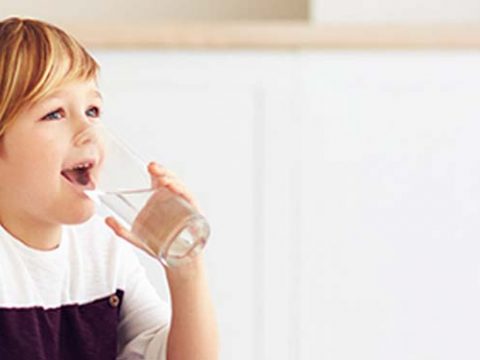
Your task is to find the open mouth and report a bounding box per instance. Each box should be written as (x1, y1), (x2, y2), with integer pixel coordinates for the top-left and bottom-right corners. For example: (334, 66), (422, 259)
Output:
(61, 160), (96, 190)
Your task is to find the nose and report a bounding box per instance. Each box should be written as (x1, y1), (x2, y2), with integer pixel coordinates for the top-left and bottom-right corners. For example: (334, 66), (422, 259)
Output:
(73, 122), (103, 147)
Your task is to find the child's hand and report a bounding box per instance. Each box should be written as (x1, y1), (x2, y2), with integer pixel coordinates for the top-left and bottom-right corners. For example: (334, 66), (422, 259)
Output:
(146, 161), (201, 213)
(104, 161), (202, 258)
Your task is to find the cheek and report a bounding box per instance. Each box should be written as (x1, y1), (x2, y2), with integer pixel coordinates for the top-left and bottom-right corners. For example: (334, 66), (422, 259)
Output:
(20, 143), (65, 183)
(16, 159), (60, 194)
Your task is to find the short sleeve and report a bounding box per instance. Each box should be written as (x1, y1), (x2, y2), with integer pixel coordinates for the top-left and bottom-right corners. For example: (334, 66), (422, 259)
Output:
(116, 241), (171, 360)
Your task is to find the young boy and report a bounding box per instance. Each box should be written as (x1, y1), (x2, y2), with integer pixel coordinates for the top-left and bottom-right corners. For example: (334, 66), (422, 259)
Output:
(0, 17), (218, 359)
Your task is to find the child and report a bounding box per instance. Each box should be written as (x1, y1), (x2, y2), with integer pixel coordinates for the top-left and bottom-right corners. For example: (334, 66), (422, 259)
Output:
(0, 17), (218, 359)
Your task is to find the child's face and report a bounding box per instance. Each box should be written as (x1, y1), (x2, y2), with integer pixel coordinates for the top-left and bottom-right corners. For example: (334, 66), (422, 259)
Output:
(0, 79), (104, 225)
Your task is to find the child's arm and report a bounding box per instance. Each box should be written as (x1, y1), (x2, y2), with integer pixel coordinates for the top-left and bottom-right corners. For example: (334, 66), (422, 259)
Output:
(146, 161), (219, 359)
(106, 161), (219, 360)
(165, 254), (219, 360)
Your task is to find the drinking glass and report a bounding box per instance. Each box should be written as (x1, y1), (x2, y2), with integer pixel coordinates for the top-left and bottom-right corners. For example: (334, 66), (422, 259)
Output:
(85, 124), (210, 267)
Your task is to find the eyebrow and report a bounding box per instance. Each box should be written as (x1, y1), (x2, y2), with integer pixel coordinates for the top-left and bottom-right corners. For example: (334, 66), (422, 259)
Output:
(36, 88), (103, 104)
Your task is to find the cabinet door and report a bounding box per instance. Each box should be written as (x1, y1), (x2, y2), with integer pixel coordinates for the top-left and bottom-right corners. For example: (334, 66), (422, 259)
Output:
(299, 52), (480, 360)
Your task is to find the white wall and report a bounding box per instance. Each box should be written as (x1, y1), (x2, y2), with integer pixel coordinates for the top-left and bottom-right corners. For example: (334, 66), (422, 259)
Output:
(92, 49), (480, 359)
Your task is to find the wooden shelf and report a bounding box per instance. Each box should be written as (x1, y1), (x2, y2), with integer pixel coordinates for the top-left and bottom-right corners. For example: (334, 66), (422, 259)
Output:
(61, 22), (480, 49)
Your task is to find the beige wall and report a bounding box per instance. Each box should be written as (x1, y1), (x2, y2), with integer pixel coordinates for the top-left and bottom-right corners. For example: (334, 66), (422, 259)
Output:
(0, 0), (308, 22)
(311, 0), (480, 23)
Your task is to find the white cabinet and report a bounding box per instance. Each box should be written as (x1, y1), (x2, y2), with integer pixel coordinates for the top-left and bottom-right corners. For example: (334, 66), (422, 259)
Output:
(298, 51), (480, 360)
(92, 50), (480, 360)
(93, 51), (298, 360)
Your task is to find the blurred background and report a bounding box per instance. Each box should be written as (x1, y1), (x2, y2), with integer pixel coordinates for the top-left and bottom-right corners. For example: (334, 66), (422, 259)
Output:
(2, 0), (480, 22)
(2, 1), (480, 360)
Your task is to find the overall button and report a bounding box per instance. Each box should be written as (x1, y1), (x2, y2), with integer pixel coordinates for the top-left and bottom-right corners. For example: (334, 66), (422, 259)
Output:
(109, 294), (120, 308)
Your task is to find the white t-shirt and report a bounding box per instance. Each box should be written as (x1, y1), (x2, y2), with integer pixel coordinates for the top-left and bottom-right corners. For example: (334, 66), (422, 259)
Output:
(0, 213), (171, 360)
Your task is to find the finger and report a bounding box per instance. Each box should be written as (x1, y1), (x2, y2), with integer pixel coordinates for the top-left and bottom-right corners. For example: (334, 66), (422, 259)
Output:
(105, 216), (138, 244)
(105, 216), (158, 258)
(148, 164), (179, 189)
(166, 181), (196, 204)
(105, 216), (126, 237)
(165, 182), (203, 213)
(146, 162), (203, 213)
(152, 175), (175, 189)
(148, 162), (176, 178)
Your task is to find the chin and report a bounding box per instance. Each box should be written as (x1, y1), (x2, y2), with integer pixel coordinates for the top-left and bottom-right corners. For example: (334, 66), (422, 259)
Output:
(60, 202), (97, 225)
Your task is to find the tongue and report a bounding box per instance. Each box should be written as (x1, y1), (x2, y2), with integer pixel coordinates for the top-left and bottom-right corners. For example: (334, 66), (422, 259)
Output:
(62, 168), (93, 188)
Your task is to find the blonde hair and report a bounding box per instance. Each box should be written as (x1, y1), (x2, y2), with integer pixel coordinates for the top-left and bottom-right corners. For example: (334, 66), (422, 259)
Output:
(0, 17), (100, 137)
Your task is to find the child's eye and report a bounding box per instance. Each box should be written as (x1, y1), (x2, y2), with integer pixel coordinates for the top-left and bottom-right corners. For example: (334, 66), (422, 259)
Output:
(42, 108), (65, 121)
(86, 106), (101, 118)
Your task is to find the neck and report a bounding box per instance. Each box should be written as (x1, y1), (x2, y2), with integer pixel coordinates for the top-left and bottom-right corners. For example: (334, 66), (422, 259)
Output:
(0, 213), (62, 251)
